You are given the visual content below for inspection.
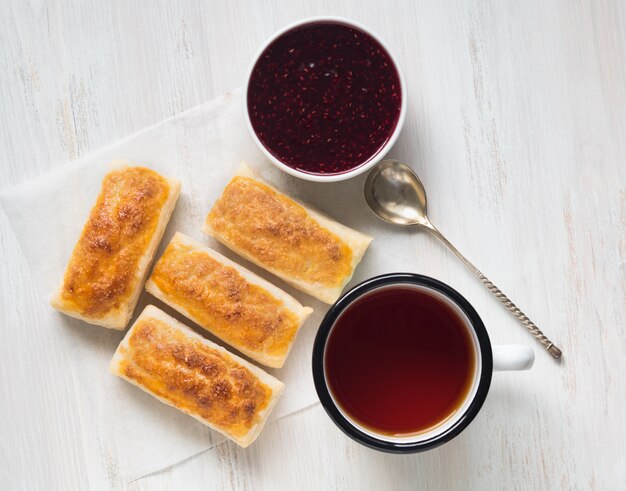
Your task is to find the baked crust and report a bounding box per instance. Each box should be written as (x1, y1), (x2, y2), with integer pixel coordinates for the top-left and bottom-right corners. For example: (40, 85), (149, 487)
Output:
(202, 163), (372, 304)
(110, 305), (284, 447)
(146, 232), (313, 368)
(51, 161), (180, 329)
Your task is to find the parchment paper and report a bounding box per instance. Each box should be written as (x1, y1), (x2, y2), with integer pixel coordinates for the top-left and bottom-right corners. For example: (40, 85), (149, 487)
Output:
(0, 88), (412, 482)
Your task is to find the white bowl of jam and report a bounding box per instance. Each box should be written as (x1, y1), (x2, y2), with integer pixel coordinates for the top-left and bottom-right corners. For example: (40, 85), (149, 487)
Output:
(244, 17), (407, 182)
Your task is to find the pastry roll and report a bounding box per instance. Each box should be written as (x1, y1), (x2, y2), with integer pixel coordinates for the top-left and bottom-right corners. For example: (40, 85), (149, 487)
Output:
(110, 305), (284, 448)
(146, 232), (313, 368)
(202, 163), (372, 304)
(51, 161), (180, 329)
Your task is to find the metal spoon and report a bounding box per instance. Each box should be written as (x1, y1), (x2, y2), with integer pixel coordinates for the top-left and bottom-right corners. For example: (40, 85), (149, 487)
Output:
(364, 159), (562, 359)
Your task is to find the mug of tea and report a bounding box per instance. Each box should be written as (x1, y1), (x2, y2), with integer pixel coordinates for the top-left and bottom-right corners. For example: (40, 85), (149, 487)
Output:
(312, 273), (534, 452)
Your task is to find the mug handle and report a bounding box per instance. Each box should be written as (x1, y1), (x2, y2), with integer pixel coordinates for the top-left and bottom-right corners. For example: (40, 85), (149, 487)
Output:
(492, 345), (535, 371)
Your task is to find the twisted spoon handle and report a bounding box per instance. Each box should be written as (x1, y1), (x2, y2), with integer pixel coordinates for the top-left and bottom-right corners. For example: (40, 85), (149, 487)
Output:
(425, 223), (562, 359)
(476, 273), (562, 359)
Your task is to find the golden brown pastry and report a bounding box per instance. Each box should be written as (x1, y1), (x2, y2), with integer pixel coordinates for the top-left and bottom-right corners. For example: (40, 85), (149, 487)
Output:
(146, 232), (313, 368)
(51, 161), (180, 329)
(202, 163), (372, 304)
(110, 305), (284, 447)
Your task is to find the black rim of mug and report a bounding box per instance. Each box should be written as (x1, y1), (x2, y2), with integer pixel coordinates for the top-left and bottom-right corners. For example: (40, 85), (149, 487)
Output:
(312, 273), (494, 453)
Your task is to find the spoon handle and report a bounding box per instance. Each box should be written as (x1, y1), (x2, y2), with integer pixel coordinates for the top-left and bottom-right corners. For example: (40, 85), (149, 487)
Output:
(426, 224), (562, 360)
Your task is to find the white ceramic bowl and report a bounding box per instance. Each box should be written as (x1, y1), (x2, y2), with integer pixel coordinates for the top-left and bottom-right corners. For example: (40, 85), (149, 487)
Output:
(243, 16), (407, 182)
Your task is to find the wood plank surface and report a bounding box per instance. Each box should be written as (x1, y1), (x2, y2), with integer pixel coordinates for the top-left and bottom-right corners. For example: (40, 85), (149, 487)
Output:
(1, 1), (624, 489)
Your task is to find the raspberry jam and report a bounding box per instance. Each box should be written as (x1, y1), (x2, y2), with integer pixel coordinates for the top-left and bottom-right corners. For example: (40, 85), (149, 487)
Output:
(247, 22), (402, 175)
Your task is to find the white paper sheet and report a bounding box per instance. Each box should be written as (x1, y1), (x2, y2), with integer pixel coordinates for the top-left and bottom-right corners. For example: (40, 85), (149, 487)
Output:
(0, 88), (414, 482)
(0, 89), (322, 481)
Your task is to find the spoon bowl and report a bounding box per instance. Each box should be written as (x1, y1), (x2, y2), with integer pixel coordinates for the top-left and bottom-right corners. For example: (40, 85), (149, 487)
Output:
(363, 160), (429, 226)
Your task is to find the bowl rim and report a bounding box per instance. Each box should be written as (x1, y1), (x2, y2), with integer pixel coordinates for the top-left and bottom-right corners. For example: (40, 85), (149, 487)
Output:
(311, 273), (494, 452)
(243, 15), (407, 183)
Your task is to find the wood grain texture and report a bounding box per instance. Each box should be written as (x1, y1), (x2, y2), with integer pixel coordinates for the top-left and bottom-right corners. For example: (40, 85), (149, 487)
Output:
(1, 0), (624, 490)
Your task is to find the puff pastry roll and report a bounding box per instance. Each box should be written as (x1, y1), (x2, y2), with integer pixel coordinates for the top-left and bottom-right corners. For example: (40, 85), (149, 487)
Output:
(110, 305), (284, 447)
(51, 161), (180, 329)
(202, 163), (372, 304)
(146, 232), (313, 368)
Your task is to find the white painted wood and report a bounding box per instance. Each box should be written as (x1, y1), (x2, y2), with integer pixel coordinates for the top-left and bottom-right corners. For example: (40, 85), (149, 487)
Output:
(1, 0), (624, 489)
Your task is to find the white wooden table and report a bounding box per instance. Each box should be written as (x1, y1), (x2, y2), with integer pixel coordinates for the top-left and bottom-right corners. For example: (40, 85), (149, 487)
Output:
(1, 1), (624, 489)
